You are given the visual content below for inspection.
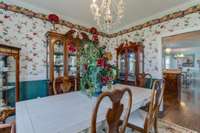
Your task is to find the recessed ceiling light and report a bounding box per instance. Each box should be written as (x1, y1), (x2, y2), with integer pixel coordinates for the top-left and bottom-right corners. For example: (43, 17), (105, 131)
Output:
(165, 48), (172, 54)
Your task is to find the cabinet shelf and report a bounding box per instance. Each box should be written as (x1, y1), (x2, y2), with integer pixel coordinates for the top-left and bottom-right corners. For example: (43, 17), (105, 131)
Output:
(0, 70), (15, 73)
(54, 52), (64, 56)
(0, 86), (15, 92)
(54, 64), (64, 67)
(68, 53), (76, 56)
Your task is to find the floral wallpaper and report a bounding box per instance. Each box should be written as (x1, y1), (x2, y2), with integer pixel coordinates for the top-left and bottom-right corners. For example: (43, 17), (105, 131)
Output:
(106, 12), (200, 79)
(1, 4), (200, 81)
(0, 9), (108, 81)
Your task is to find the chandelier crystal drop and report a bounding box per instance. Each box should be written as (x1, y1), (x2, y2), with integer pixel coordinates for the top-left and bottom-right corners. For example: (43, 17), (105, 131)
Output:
(90, 0), (125, 32)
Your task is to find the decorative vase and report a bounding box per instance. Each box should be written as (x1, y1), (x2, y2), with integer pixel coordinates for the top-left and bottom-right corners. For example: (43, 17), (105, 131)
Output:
(107, 82), (112, 90)
(92, 82), (102, 97)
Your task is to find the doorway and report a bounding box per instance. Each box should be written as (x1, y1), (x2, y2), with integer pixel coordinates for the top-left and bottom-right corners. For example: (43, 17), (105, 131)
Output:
(161, 30), (200, 132)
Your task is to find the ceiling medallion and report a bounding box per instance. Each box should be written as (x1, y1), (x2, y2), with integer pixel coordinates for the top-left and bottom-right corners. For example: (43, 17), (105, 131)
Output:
(90, 0), (125, 32)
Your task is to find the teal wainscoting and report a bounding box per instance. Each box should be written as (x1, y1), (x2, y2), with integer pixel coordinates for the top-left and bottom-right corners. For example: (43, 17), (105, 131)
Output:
(5, 80), (48, 107)
(20, 80), (48, 101)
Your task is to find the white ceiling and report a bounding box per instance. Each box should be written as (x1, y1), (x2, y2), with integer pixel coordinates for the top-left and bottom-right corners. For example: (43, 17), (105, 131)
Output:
(6, 0), (200, 33)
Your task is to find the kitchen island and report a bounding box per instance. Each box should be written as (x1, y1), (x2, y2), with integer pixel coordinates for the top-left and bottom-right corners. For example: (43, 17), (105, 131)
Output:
(163, 69), (182, 102)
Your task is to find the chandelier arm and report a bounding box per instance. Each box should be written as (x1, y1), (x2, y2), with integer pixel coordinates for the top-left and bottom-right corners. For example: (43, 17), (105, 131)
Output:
(111, 0), (119, 16)
(90, 0), (125, 32)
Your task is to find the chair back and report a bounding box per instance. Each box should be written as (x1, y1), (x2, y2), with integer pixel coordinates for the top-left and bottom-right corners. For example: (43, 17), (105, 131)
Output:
(144, 74), (153, 89)
(0, 120), (15, 133)
(53, 76), (72, 95)
(144, 80), (165, 132)
(0, 109), (15, 123)
(91, 88), (132, 133)
(137, 73), (152, 89)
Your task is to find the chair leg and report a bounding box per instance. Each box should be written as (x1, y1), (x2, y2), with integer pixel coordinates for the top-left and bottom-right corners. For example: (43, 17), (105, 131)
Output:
(154, 117), (158, 133)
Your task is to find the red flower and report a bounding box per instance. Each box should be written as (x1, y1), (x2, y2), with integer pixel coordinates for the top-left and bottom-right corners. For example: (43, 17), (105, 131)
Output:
(92, 34), (99, 43)
(80, 32), (89, 41)
(101, 76), (111, 84)
(89, 27), (99, 43)
(83, 64), (88, 71)
(104, 64), (112, 71)
(90, 27), (98, 34)
(67, 41), (76, 53)
(68, 44), (76, 53)
(96, 58), (105, 68)
(48, 14), (59, 24)
(0, 3), (8, 9)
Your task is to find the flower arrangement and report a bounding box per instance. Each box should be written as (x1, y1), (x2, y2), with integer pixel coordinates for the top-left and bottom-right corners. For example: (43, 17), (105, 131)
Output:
(67, 41), (76, 53)
(90, 27), (99, 43)
(79, 40), (116, 96)
(48, 14), (59, 30)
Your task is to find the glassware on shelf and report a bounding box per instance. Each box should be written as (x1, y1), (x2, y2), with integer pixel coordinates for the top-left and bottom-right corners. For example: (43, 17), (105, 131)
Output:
(54, 67), (64, 78)
(54, 55), (64, 66)
(119, 53), (126, 80)
(68, 49), (77, 76)
(68, 56), (76, 66)
(68, 66), (77, 76)
(0, 55), (16, 108)
(128, 52), (136, 81)
(54, 41), (63, 53)
(53, 41), (65, 78)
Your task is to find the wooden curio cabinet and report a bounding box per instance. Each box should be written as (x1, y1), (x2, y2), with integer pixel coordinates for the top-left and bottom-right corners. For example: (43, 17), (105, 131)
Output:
(0, 44), (20, 106)
(47, 31), (80, 95)
(116, 42), (144, 86)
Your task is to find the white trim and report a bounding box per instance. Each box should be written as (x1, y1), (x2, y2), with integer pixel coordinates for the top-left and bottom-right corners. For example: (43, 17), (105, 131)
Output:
(158, 26), (200, 79)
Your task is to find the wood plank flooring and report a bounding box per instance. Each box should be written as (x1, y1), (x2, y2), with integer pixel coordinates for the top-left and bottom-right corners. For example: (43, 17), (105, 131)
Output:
(160, 79), (200, 132)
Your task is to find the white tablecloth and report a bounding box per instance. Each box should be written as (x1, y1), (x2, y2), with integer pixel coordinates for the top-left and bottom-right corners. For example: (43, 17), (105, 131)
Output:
(16, 84), (152, 133)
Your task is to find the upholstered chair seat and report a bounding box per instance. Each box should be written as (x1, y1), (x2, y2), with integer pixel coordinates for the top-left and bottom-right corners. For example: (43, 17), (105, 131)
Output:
(127, 80), (165, 133)
(129, 109), (147, 128)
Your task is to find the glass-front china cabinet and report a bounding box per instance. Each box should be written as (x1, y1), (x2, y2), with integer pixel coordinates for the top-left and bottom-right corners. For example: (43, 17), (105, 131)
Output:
(116, 42), (144, 85)
(0, 44), (20, 111)
(47, 31), (80, 95)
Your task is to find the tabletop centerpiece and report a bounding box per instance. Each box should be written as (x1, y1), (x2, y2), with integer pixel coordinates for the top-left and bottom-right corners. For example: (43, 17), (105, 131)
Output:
(79, 28), (116, 97)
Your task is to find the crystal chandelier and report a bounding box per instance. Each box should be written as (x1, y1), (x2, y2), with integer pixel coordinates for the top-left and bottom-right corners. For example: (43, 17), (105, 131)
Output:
(90, 0), (125, 32)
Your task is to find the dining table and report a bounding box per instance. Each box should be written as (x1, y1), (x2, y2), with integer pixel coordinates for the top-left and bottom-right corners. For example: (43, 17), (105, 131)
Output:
(16, 84), (152, 133)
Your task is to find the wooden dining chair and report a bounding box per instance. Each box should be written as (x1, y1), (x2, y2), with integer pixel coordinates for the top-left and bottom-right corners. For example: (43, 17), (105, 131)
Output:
(53, 76), (74, 95)
(0, 109), (15, 123)
(137, 73), (153, 89)
(91, 88), (132, 133)
(0, 120), (15, 133)
(127, 80), (165, 133)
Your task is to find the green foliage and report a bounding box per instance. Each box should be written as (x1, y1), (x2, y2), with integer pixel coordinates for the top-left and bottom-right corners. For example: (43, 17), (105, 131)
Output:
(79, 41), (116, 95)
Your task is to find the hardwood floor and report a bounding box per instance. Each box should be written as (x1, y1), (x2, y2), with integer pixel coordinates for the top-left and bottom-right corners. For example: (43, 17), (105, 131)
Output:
(160, 79), (200, 132)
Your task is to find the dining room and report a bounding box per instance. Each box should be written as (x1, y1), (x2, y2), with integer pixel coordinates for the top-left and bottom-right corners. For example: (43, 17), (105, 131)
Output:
(0, 0), (200, 133)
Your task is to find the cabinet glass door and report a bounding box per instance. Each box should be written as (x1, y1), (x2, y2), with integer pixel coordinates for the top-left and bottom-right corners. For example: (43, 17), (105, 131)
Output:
(127, 51), (136, 81)
(68, 44), (77, 77)
(119, 51), (126, 80)
(54, 40), (64, 78)
(139, 52), (144, 73)
(0, 56), (16, 107)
